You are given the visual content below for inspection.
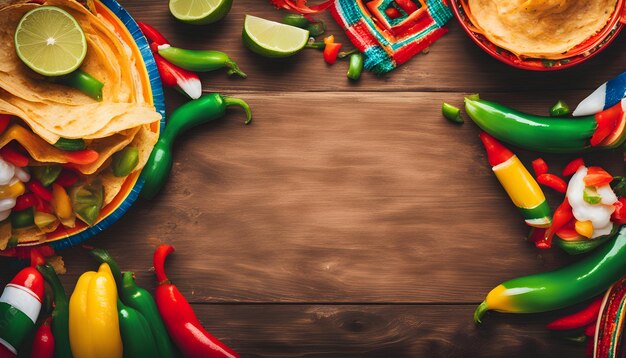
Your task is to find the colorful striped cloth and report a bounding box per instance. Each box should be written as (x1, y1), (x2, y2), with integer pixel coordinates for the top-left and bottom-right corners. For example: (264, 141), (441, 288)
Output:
(330, 0), (452, 74)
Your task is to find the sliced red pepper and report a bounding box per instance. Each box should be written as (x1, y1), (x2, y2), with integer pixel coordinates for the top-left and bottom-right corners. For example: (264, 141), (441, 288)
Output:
(395, 0), (418, 14)
(271, 0), (333, 14)
(137, 22), (169, 46)
(591, 103), (623, 146)
(537, 173), (567, 193)
(555, 219), (581, 240)
(546, 296), (603, 330)
(54, 169), (79, 187)
(28, 180), (53, 202)
(563, 158), (585, 177)
(0, 145), (29, 167)
(384, 7), (402, 19)
(611, 198), (626, 225)
(584, 166), (613, 187)
(34, 195), (52, 214)
(0, 114), (10, 135)
(531, 158), (549, 176)
(64, 149), (99, 165)
(323, 43), (342, 65)
(14, 193), (37, 212)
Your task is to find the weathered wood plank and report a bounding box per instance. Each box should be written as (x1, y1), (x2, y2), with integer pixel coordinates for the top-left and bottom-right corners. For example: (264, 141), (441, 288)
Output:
(119, 0), (626, 93)
(22, 91), (620, 303)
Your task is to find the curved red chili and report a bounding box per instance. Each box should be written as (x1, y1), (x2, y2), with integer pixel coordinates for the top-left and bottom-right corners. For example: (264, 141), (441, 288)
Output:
(531, 158), (548, 176)
(563, 158), (585, 177)
(137, 22), (169, 46)
(31, 317), (54, 358)
(153, 245), (239, 358)
(537, 173), (567, 193)
(546, 296), (603, 330)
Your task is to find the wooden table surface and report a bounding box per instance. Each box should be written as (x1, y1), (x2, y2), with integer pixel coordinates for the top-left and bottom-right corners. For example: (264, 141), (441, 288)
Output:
(7, 1), (626, 357)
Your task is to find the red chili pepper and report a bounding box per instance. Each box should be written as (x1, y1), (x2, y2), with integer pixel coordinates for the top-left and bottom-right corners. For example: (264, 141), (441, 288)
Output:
(591, 103), (622, 146)
(153, 53), (202, 100)
(64, 149), (99, 165)
(270, 0), (333, 14)
(563, 158), (585, 177)
(137, 22), (169, 46)
(612, 198), (626, 225)
(54, 169), (79, 188)
(31, 316), (54, 358)
(537, 173), (568, 193)
(154, 245), (239, 358)
(14, 193), (37, 212)
(546, 296), (603, 330)
(384, 7), (402, 19)
(28, 180), (53, 202)
(531, 158), (549, 176)
(0, 114), (10, 135)
(0, 145), (29, 167)
(584, 166), (613, 187)
(551, 199), (574, 233)
(323, 43), (342, 65)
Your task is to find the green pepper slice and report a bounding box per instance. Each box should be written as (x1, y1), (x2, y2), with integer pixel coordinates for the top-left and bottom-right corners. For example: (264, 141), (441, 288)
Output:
(69, 180), (103, 226)
(54, 138), (86, 151)
(550, 100), (570, 117)
(33, 165), (62, 187)
(282, 14), (309, 28)
(111, 147), (139, 177)
(57, 70), (104, 101)
(306, 21), (326, 36)
(347, 53), (364, 81)
(11, 207), (34, 229)
(442, 103), (463, 123)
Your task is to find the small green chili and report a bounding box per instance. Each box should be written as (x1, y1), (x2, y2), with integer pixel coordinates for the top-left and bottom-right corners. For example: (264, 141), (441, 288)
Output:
(54, 138), (86, 151)
(282, 14), (309, 28)
(550, 100), (571, 117)
(347, 53), (364, 81)
(57, 70), (104, 101)
(33, 165), (62, 187)
(305, 40), (326, 50)
(442, 102), (463, 123)
(112, 147), (139, 177)
(158, 45), (247, 78)
(306, 21), (326, 36)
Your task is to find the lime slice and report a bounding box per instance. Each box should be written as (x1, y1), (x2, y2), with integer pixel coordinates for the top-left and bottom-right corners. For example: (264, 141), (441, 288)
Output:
(243, 15), (310, 58)
(14, 6), (87, 77)
(169, 0), (232, 25)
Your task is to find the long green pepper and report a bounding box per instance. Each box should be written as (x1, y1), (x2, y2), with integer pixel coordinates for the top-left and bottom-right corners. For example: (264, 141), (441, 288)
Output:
(158, 45), (247, 78)
(141, 93), (252, 199)
(37, 264), (72, 358)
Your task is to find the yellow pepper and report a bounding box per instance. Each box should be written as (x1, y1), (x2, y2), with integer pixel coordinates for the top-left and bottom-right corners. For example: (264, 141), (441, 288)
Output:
(51, 183), (75, 228)
(69, 263), (123, 358)
(575, 220), (594, 239)
(0, 180), (25, 200)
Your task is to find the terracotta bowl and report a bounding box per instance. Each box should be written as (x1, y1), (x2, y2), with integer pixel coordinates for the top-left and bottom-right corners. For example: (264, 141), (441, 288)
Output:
(450, 0), (626, 70)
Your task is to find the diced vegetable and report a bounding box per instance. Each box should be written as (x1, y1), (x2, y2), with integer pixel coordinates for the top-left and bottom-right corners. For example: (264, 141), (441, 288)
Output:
(111, 147), (139, 177)
(442, 103), (463, 123)
(583, 187), (602, 204)
(69, 180), (103, 226)
(550, 100), (570, 117)
(531, 158), (548, 176)
(11, 207), (34, 228)
(584, 166), (613, 187)
(563, 158), (585, 177)
(34, 211), (57, 229)
(33, 165), (62, 187)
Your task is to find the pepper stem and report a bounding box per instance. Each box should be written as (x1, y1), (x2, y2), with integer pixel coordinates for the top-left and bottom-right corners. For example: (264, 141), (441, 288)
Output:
(224, 97), (253, 125)
(226, 60), (247, 79)
(338, 48), (359, 59)
(154, 244), (175, 284)
(474, 301), (489, 324)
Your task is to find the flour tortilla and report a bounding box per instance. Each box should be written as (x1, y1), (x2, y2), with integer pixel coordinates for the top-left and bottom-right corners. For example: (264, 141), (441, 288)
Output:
(467, 0), (617, 58)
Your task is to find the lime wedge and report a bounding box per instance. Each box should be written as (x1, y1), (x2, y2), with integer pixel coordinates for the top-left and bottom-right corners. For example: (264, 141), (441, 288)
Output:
(14, 6), (87, 77)
(243, 15), (310, 58)
(169, 0), (232, 25)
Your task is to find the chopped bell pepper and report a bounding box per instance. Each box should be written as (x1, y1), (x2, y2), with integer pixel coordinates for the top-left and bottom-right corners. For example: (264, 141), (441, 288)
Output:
(563, 158), (585, 177)
(0, 180), (25, 200)
(51, 184), (75, 228)
(575, 220), (594, 238)
(11, 207), (34, 228)
(34, 211), (58, 229)
(531, 158), (548, 176)
(537, 173), (568, 193)
(584, 167), (613, 187)
(33, 165), (62, 187)
(69, 181), (103, 226)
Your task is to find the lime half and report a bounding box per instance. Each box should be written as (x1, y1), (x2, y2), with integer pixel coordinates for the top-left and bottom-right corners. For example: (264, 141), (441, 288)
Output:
(14, 6), (87, 77)
(169, 0), (232, 25)
(243, 15), (310, 58)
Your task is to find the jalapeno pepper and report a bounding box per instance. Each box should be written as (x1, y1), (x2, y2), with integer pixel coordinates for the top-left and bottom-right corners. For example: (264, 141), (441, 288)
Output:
(158, 45), (246, 78)
(475, 226), (626, 323)
(37, 264), (72, 358)
(142, 93), (252, 199)
(154, 244), (239, 358)
(347, 53), (364, 81)
(465, 97), (626, 153)
(442, 103), (463, 124)
(57, 70), (104, 101)
(117, 298), (159, 358)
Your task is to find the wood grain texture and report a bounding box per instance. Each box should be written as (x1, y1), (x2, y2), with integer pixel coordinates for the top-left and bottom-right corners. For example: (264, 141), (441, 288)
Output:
(1, 0), (625, 356)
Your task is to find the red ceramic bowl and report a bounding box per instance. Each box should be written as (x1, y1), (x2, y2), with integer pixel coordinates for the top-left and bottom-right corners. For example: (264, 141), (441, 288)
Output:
(451, 0), (626, 71)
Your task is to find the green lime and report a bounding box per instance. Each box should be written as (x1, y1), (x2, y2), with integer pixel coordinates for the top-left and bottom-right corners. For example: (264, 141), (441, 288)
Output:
(14, 6), (87, 77)
(169, 0), (232, 25)
(243, 15), (310, 58)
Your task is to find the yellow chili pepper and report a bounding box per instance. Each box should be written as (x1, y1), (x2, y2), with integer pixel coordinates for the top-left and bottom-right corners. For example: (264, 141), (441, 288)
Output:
(575, 220), (594, 238)
(0, 180), (25, 200)
(51, 183), (75, 228)
(69, 263), (123, 358)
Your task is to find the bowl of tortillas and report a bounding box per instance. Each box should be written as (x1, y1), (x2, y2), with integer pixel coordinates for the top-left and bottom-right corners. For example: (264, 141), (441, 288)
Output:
(451, 0), (626, 70)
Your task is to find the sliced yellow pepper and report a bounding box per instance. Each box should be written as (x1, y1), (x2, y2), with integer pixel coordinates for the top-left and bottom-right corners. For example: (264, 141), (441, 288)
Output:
(0, 180), (25, 200)
(575, 220), (594, 238)
(51, 183), (75, 228)
(69, 263), (123, 358)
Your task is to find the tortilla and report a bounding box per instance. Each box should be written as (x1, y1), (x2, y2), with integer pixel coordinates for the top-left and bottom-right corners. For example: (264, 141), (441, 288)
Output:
(466, 0), (618, 58)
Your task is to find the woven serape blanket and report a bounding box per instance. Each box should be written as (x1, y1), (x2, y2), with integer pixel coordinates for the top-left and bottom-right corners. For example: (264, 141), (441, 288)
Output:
(330, 0), (452, 74)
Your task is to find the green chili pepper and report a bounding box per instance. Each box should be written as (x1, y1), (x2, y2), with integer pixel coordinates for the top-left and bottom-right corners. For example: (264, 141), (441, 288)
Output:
(37, 264), (72, 358)
(33, 165), (62, 187)
(117, 298), (160, 358)
(305, 40), (325, 50)
(475, 226), (626, 323)
(89, 249), (179, 358)
(442, 102), (463, 124)
(158, 45), (247, 78)
(282, 14), (309, 28)
(465, 97), (626, 153)
(556, 226), (618, 255)
(550, 100), (570, 117)
(54, 137), (86, 151)
(112, 147), (139, 177)
(57, 70), (104, 101)
(11, 207), (34, 228)
(69, 180), (103, 226)
(306, 21), (326, 36)
(141, 93), (252, 199)
(347, 53), (364, 81)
